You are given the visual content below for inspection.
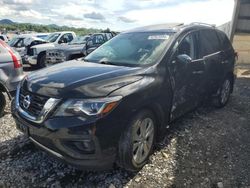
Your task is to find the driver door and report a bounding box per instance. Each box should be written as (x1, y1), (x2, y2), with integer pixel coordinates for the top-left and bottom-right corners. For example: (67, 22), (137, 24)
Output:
(168, 31), (205, 120)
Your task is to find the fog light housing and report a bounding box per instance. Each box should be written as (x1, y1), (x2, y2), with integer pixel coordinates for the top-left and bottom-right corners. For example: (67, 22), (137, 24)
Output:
(74, 140), (94, 153)
(63, 140), (95, 154)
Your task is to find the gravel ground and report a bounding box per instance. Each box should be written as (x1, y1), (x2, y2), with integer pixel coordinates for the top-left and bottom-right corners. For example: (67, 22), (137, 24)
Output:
(0, 65), (250, 188)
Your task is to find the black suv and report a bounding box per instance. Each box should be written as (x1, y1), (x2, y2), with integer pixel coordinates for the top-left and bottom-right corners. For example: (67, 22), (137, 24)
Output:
(12, 23), (236, 171)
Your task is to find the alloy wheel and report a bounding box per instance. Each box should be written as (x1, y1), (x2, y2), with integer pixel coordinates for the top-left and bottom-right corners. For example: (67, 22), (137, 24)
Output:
(132, 118), (154, 164)
(221, 79), (231, 104)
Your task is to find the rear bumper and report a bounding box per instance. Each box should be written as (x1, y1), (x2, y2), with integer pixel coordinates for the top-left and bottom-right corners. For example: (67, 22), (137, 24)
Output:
(11, 101), (117, 170)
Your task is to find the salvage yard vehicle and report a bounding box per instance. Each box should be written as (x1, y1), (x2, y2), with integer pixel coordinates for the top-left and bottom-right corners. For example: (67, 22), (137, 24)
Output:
(8, 33), (49, 63)
(0, 34), (8, 42)
(23, 36), (48, 63)
(45, 33), (116, 67)
(12, 23), (236, 171)
(0, 40), (24, 117)
(83, 32), (117, 55)
(45, 35), (90, 67)
(27, 31), (76, 68)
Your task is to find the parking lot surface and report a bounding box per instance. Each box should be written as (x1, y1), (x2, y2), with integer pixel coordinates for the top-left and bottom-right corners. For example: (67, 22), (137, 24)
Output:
(0, 65), (250, 188)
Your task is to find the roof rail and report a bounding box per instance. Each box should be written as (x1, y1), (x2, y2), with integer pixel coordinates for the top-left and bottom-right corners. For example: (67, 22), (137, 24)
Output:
(189, 22), (216, 28)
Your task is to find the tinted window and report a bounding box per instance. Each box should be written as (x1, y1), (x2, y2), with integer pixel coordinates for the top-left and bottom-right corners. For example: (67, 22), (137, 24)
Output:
(0, 36), (4, 41)
(199, 29), (220, 57)
(60, 33), (73, 43)
(16, 38), (24, 47)
(94, 35), (105, 44)
(174, 32), (197, 60)
(106, 33), (113, 40)
(216, 31), (233, 51)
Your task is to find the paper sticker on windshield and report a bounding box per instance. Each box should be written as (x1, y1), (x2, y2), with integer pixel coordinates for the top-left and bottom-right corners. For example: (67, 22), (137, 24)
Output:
(148, 35), (169, 40)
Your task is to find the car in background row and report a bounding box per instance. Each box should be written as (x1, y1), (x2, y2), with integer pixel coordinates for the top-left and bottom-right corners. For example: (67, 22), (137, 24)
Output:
(27, 31), (77, 68)
(45, 33), (116, 67)
(0, 40), (24, 117)
(0, 34), (9, 42)
(45, 35), (90, 67)
(23, 36), (48, 63)
(12, 23), (236, 171)
(8, 33), (49, 62)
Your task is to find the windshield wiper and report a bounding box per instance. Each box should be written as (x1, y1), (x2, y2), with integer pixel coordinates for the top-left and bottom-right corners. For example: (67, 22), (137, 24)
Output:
(99, 60), (116, 65)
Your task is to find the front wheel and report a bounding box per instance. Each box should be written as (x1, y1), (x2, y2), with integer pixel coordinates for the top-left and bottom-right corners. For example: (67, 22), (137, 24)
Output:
(0, 92), (6, 117)
(213, 77), (232, 108)
(38, 53), (47, 68)
(117, 110), (156, 172)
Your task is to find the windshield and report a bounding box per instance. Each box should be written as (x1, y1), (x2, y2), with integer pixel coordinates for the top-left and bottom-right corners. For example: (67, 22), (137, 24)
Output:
(45, 33), (60, 43)
(8, 37), (22, 46)
(69, 36), (89, 45)
(84, 32), (173, 66)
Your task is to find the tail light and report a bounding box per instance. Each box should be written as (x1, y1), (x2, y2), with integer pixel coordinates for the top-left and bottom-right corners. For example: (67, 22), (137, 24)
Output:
(0, 40), (22, 69)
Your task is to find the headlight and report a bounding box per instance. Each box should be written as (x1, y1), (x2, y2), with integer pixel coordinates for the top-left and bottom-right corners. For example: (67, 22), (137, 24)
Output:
(55, 96), (122, 117)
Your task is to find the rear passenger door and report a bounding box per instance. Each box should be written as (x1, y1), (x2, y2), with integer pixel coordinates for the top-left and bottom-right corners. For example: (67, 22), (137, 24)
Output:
(199, 29), (223, 94)
(216, 30), (236, 77)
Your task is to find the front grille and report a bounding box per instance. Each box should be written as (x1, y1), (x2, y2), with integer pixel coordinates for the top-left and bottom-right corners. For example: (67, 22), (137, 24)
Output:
(19, 87), (49, 117)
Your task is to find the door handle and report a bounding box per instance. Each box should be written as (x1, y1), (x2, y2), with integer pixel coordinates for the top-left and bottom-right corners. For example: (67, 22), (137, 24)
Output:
(192, 70), (204, 74)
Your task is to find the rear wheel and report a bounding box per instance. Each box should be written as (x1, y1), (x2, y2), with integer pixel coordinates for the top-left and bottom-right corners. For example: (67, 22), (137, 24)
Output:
(0, 92), (6, 117)
(117, 110), (156, 171)
(213, 77), (232, 108)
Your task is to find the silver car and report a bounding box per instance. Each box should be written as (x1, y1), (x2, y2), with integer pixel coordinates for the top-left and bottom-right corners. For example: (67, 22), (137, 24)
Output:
(0, 40), (25, 116)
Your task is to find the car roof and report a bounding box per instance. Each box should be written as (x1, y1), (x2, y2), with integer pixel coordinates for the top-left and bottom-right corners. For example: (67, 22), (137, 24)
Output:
(123, 23), (217, 34)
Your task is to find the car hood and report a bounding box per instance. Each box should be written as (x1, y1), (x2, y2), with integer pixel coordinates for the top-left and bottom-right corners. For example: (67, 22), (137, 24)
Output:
(31, 42), (56, 50)
(25, 60), (144, 98)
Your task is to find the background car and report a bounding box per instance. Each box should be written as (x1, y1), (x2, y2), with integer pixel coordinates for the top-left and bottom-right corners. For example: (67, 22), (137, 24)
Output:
(0, 34), (9, 42)
(0, 40), (24, 117)
(45, 32), (116, 67)
(45, 35), (90, 67)
(8, 33), (49, 63)
(27, 31), (77, 68)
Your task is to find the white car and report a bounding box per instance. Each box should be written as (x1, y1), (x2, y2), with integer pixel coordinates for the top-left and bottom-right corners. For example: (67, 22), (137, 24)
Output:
(0, 35), (8, 42)
(27, 31), (77, 68)
(8, 33), (49, 62)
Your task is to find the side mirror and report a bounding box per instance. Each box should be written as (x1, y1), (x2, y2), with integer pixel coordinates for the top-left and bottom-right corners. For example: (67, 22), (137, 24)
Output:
(176, 54), (192, 64)
(58, 38), (67, 44)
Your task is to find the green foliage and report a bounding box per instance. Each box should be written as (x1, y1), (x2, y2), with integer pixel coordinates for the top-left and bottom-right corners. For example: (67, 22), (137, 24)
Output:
(0, 23), (103, 35)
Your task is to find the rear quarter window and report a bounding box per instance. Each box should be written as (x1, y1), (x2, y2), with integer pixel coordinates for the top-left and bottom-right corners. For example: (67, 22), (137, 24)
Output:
(199, 29), (221, 57)
(216, 30), (233, 51)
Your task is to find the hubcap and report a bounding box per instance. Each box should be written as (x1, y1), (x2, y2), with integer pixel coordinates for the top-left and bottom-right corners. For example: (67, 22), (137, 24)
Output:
(221, 79), (231, 104)
(132, 118), (154, 164)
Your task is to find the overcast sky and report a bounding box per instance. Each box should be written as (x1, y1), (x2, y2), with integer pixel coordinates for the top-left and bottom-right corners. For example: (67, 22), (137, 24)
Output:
(0, 0), (235, 31)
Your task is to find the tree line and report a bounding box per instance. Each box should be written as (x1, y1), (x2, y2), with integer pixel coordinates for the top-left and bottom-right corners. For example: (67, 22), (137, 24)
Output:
(0, 23), (104, 35)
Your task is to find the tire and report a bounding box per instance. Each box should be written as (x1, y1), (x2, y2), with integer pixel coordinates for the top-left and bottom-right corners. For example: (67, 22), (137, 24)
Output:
(0, 92), (6, 117)
(213, 76), (232, 108)
(38, 53), (47, 68)
(117, 110), (156, 171)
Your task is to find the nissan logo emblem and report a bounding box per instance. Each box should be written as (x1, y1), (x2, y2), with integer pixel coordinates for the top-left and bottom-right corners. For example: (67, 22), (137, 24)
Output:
(23, 95), (31, 109)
